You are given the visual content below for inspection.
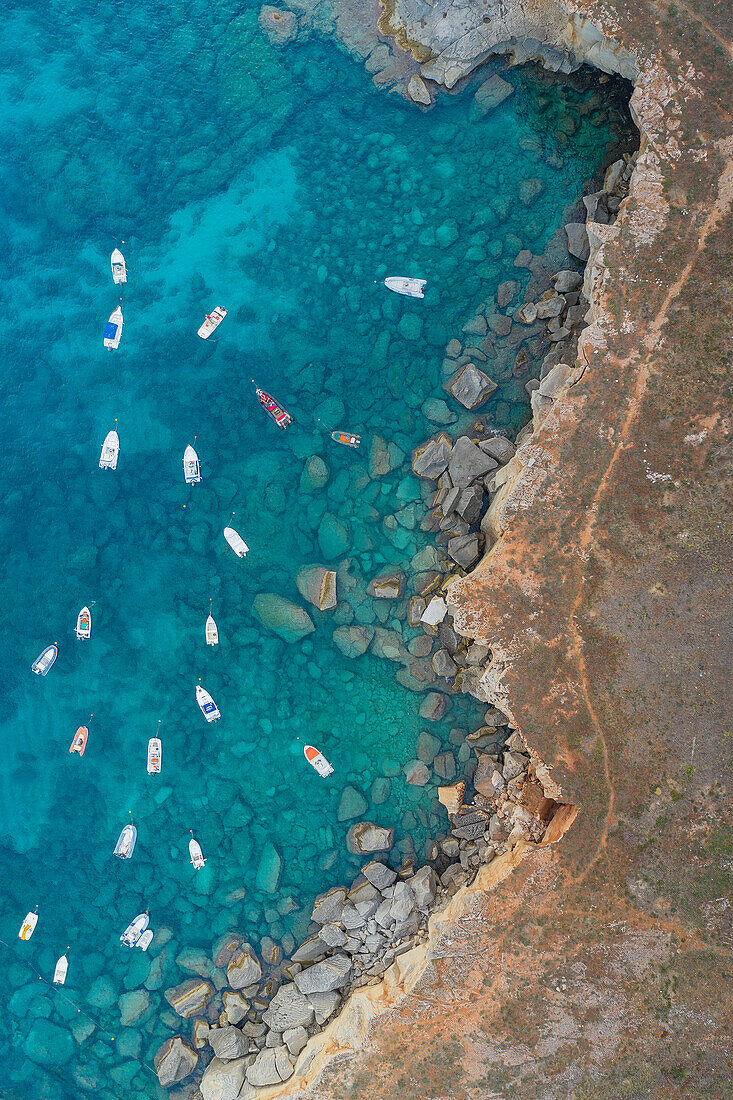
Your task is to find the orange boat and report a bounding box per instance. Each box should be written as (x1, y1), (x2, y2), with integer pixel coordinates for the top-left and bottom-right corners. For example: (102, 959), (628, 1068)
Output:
(331, 430), (360, 448)
(69, 726), (88, 756)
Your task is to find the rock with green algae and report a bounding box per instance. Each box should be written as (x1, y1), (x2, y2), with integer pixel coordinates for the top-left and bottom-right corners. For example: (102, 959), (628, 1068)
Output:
(300, 455), (329, 491)
(318, 512), (351, 558)
(337, 785), (369, 822)
(22, 1019), (74, 1068)
(252, 593), (315, 642)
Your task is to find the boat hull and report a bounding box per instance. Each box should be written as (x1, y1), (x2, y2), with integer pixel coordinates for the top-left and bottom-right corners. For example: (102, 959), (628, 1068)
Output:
(99, 430), (119, 470)
(111, 249), (127, 285)
(304, 744), (334, 777)
(121, 912), (149, 948)
(255, 388), (292, 429)
(103, 307), (123, 349)
(53, 956), (69, 985)
(76, 607), (91, 639)
(205, 615), (219, 645)
(18, 912), (38, 940)
(189, 838), (206, 869)
(331, 431), (361, 448)
(196, 685), (220, 722)
(223, 527), (249, 557)
(183, 445), (201, 484)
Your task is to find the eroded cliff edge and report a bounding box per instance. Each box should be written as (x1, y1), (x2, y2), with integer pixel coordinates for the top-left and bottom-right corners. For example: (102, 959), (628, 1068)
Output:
(256, 0), (732, 1097)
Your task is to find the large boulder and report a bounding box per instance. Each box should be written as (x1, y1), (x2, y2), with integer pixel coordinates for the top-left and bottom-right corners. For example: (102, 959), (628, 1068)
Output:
(338, 785), (369, 821)
(481, 436), (515, 463)
(222, 991), (249, 1025)
(294, 954), (352, 995)
(262, 983), (315, 1030)
(419, 691), (447, 721)
(154, 1035), (198, 1087)
(554, 269), (583, 292)
(410, 865), (438, 910)
(368, 570), (405, 599)
(201, 1057), (248, 1100)
(447, 533), (482, 568)
(564, 222), (590, 261)
(226, 944), (262, 989)
(247, 1046), (293, 1087)
(300, 454), (329, 491)
(448, 436), (496, 488)
(252, 593), (315, 643)
(307, 989), (341, 1024)
(471, 74), (514, 118)
(404, 759), (431, 785)
(406, 73), (432, 105)
(447, 363), (497, 410)
(412, 434), (453, 479)
(421, 596), (447, 626)
(361, 860), (397, 890)
(296, 565), (337, 610)
(209, 1026), (247, 1061)
(347, 821), (394, 854)
(318, 512), (351, 557)
(311, 886), (347, 924)
(255, 841), (282, 894)
(332, 624), (373, 657)
(165, 979), (214, 1018)
(21, 1019), (74, 1068)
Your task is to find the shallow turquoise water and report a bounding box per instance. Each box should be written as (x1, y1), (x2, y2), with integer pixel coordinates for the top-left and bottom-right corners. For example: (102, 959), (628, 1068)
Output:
(0, 2), (632, 1095)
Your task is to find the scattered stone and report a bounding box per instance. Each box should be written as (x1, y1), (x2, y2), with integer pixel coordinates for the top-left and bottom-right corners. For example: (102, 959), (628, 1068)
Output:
(409, 866), (437, 910)
(471, 74), (514, 118)
(447, 363), (497, 410)
(252, 593), (315, 643)
(262, 984), (315, 1031)
(433, 751), (457, 780)
(417, 730), (442, 764)
(333, 624), (373, 658)
(338, 785), (369, 822)
(368, 570), (405, 598)
(296, 566), (337, 610)
(438, 782), (465, 815)
(209, 1026), (247, 1061)
(247, 1048), (284, 1087)
(311, 887), (347, 924)
(448, 436), (495, 488)
(564, 223), (590, 261)
(347, 822), (394, 854)
(420, 595), (447, 626)
(165, 979), (214, 1019)
(255, 842), (282, 894)
(447, 533), (481, 568)
(517, 302), (537, 324)
(200, 1056), (248, 1100)
(222, 991), (248, 1026)
(361, 861), (397, 890)
(497, 279), (517, 308)
(404, 760), (431, 786)
(227, 946), (262, 990)
(422, 397), (456, 424)
(318, 513), (351, 558)
(481, 436), (515, 463)
(419, 691), (447, 721)
(294, 955), (352, 995)
(433, 649), (458, 678)
(406, 74), (432, 105)
(554, 269), (582, 293)
(412, 434), (452, 479)
(283, 1024), (308, 1058)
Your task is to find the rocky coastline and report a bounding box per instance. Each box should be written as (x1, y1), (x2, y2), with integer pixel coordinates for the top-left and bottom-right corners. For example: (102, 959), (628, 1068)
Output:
(150, 39), (644, 1096)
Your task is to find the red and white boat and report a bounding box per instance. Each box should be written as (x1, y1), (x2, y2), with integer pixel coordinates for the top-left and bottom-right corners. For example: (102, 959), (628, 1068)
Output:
(255, 387), (292, 429)
(304, 744), (334, 778)
(197, 306), (227, 339)
(76, 606), (91, 639)
(147, 725), (162, 774)
(331, 430), (360, 448)
(69, 726), (88, 756)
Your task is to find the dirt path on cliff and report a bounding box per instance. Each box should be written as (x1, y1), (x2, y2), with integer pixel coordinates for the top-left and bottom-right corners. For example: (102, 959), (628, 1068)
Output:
(670, 0), (733, 63)
(568, 145), (733, 883)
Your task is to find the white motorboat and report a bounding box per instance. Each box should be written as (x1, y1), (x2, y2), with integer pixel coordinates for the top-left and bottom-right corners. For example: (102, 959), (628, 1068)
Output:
(384, 276), (426, 299)
(53, 953), (69, 985)
(197, 306), (227, 339)
(76, 606), (91, 639)
(205, 598), (218, 645)
(103, 305), (124, 349)
(114, 822), (137, 859)
(120, 911), (149, 948)
(304, 744), (335, 777)
(147, 735), (162, 775)
(183, 444), (201, 484)
(137, 929), (153, 952)
(196, 684), (220, 722)
(189, 833), (206, 869)
(99, 429), (119, 470)
(110, 249), (127, 285)
(18, 908), (38, 941)
(32, 644), (58, 676)
(223, 526), (249, 557)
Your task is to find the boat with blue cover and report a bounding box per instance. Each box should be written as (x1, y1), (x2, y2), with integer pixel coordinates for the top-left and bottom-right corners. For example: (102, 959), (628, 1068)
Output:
(120, 911), (149, 948)
(103, 305), (123, 349)
(32, 644), (58, 676)
(196, 684), (220, 722)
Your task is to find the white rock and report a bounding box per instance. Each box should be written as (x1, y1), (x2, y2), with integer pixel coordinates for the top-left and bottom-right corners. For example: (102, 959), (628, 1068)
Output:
(421, 596), (447, 626)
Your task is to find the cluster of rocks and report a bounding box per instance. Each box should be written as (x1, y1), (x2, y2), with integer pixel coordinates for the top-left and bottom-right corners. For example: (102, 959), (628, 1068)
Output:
(155, 729), (552, 1098)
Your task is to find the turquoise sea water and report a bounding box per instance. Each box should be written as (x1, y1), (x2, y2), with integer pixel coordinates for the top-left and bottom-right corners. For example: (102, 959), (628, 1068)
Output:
(0, 1), (633, 1095)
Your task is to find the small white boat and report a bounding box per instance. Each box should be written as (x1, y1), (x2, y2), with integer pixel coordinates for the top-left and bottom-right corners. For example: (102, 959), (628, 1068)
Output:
(189, 833), (206, 869)
(147, 737), (162, 775)
(205, 599), (219, 646)
(18, 909), (38, 941)
(196, 684), (220, 722)
(197, 306), (227, 339)
(32, 644), (58, 677)
(120, 911), (149, 948)
(53, 953), (69, 985)
(103, 305), (124, 349)
(110, 249), (127, 285)
(99, 429), (119, 470)
(137, 929), (153, 952)
(384, 276), (426, 299)
(114, 822), (137, 859)
(76, 606), (91, 639)
(223, 526), (249, 558)
(183, 444), (201, 484)
(304, 744), (334, 778)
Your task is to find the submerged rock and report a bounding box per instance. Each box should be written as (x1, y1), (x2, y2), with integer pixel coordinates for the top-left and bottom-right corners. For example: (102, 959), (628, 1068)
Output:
(333, 624), (373, 657)
(471, 74), (514, 118)
(368, 570), (405, 598)
(318, 512), (351, 557)
(404, 760), (430, 786)
(406, 73), (432, 105)
(296, 565), (337, 610)
(346, 821), (394, 854)
(338, 785), (369, 821)
(154, 1036), (198, 1087)
(419, 691), (447, 721)
(259, 5), (299, 46)
(300, 455), (329, 491)
(22, 1019), (74, 1068)
(252, 593), (315, 642)
(255, 841), (282, 894)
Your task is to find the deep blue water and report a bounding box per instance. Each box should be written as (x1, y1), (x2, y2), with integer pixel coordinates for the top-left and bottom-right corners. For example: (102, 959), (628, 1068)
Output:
(0, 1), (631, 1095)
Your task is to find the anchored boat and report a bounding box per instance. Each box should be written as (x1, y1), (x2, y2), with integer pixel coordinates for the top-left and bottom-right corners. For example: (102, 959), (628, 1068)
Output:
(197, 306), (227, 339)
(32, 644), (58, 677)
(103, 305), (124, 349)
(255, 387), (292, 429)
(196, 684), (220, 722)
(18, 908), (38, 941)
(76, 606), (91, 639)
(53, 953), (69, 985)
(147, 734), (162, 775)
(69, 726), (88, 756)
(114, 822), (137, 859)
(384, 276), (426, 299)
(99, 429), (119, 470)
(110, 249), (127, 285)
(331, 430), (361, 448)
(206, 600), (219, 646)
(223, 526), (249, 558)
(137, 929), (153, 952)
(183, 444), (201, 484)
(120, 912), (149, 948)
(304, 744), (334, 777)
(189, 833), (207, 869)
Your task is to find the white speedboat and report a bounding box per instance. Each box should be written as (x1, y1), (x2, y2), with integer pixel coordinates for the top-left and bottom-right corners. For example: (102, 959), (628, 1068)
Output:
(53, 953), (69, 985)
(384, 276), (426, 299)
(196, 684), (220, 722)
(205, 614), (219, 646)
(110, 249), (127, 284)
(114, 822), (137, 859)
(197, 306), (227, 339)
(76, 606), (91, 639)
(99, 429), (119, 470)
(137, 929), (153, 952)
(32, 643), (58, 676)
(18, 908), (38, 941)
(120, 911), (149, 948)
(304, 744), (334, 777)
(183, 444), (201, 484)
(103, 305), (124, 349)
(189, 833), (206, 869)
(147, 736), (162, 775)
(223, 526), (249, 557)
